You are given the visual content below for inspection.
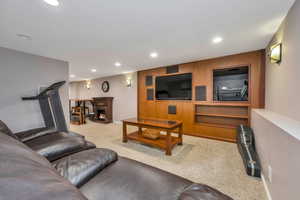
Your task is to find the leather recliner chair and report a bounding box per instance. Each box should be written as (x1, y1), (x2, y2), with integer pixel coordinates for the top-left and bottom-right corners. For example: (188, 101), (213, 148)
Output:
(0, 127), (233, 200)
(0, 120), (95, 161)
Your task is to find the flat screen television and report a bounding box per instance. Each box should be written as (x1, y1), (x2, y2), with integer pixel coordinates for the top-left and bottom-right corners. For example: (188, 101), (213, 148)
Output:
(155, 73), (192, 100)
(213, 66), (249, 101)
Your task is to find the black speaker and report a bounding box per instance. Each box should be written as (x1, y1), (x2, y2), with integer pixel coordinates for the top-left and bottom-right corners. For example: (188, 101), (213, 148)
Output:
(145, 75), (153, 86)
(195, 86), (207, 101)
(168, 105), (176, 114)
(147, 89), (154, 100)
(166, 65), (179, 74)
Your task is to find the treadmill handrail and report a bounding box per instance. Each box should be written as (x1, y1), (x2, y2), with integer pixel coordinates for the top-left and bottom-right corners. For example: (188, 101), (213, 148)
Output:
(21, 81), (66, 100)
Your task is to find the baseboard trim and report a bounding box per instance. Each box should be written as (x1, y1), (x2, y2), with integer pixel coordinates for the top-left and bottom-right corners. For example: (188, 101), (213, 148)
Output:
(261, 174), (272, 200)
(114, 120), (122, 124)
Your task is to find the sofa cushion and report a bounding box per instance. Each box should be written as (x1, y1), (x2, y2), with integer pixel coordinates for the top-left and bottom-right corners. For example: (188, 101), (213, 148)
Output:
(80, 157), (232, 200)
(0, 132), (87, 200)
(24, 132), (88, 161)
(0, 120), (20, 140)
(80, 157), (194, 200)
(52, 148), (118, 187)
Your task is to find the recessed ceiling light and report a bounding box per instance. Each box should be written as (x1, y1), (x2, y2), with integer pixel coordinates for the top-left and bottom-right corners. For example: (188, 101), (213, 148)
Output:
(150, 52), (158, 58)
(212, 37), (223, 44)
(115, 62), (121, 67)
(91, 69), (97, 72)
(44, 0), (59, 6)
(70, 74), (76, 78)
(16, 34), (32, 40)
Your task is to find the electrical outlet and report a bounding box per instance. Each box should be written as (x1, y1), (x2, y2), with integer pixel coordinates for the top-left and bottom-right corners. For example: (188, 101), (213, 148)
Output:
(268, 165), (272, 183)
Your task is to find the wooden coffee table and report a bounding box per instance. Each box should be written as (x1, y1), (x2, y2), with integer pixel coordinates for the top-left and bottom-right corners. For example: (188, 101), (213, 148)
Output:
(122, 118), (183, 156)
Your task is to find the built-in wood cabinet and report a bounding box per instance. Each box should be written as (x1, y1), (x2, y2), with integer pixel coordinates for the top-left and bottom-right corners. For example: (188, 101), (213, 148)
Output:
(137, 50), (265, 142)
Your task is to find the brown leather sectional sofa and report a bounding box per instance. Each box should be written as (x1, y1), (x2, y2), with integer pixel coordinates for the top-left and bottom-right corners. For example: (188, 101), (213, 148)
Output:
(0, 120), (233, 200)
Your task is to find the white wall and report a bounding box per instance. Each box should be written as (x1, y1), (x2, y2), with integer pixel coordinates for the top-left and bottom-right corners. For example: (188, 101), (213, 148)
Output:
(69, 72), (137, 122)
(0, 47), (69, 132)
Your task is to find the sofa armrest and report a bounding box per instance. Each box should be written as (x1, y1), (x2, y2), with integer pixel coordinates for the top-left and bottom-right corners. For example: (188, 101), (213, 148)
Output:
(179, 184), (233, 200)
(69, 131), (85, 138)
(52, 148), (118, 187)
(15, 127), (56, 142)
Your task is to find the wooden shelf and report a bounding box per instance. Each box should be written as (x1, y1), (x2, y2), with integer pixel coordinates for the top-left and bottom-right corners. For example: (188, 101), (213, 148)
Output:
(194, 103), (249, 129)
(195, 113), (249, 119)
(195, 122), (238, 129)
(195, 103), (250, 107)
(127, 131), (180, 150)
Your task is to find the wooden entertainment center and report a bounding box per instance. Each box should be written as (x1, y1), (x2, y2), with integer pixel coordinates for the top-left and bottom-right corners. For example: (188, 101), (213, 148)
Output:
(137, 50), (265, 143)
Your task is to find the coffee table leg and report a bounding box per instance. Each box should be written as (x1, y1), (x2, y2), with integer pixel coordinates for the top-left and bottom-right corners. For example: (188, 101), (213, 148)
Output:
(178, 124), (183, 145)
(83, 101), (86, 124)
(166, 131), (172, 156)
(138, 126), (142, 136)
(123, 122), (128, 143)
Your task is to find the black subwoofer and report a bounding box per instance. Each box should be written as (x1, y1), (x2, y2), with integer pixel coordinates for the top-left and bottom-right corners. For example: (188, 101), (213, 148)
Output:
(147, 89), (154, 100)
(168, 105), (177, 114)
(166, 65), (179, 74)
(195, 86), (207, 101)
(145, 75), (153, 86)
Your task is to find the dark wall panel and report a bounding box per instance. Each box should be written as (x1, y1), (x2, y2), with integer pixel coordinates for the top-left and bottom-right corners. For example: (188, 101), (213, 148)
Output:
(168, 105), (177, 114)
(145, 75), (153, 86)
(195, 86), (207, 101)
(147, 89), (154, 100)
(166, 65), (179, 74)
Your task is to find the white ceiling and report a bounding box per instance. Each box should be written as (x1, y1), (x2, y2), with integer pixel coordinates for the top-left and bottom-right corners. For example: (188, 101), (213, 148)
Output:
(0, 0), (295, 81)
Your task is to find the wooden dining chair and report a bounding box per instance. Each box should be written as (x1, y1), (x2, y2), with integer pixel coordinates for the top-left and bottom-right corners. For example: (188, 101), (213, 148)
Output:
(70, 107), (84, 125)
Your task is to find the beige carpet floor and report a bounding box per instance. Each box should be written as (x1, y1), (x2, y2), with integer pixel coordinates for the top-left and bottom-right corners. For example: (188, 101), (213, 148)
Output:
(70, 120), (267, 200)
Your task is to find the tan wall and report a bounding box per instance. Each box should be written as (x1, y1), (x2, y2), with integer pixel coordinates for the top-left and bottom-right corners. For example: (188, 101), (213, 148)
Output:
(69, 72), (137, 122)
(265, 0), (300, 122)
(252, 1), (300, 200)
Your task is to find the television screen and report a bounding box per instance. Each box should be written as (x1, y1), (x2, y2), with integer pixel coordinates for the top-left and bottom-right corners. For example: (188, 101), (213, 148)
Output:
(213, 66), (249, 101)
(155, 73), (192, 100)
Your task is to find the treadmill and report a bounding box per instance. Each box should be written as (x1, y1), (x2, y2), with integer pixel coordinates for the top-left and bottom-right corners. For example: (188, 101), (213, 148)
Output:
(14, 81), (95, 161)
(17, 81), (71, 140)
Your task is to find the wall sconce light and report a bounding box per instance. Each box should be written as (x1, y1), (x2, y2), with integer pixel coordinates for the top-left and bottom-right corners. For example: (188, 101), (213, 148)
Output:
(126, 78), (132, 88)
(86, 80), (92, 89)
(269, 43), (282, 64)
